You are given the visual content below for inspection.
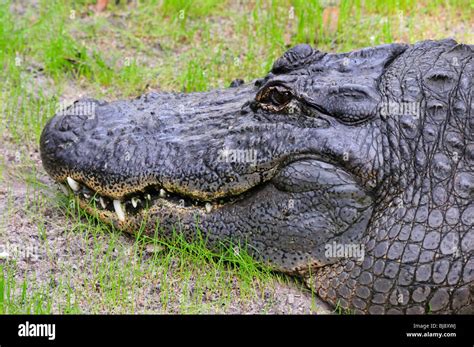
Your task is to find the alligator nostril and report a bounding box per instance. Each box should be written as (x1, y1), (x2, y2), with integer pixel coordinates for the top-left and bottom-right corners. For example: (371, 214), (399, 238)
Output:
(56, 99), (99, 133)
(57, 112), (97, 135)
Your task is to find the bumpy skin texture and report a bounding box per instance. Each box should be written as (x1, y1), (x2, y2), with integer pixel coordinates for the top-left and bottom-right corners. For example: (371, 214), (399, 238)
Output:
(40, 39), (473, 314)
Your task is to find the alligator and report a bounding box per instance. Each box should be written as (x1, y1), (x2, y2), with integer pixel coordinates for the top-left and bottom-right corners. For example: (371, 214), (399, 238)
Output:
(40, 39), (473, 314)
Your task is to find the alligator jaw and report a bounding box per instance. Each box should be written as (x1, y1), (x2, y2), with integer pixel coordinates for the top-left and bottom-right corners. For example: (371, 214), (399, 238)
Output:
(59, 174), (267, 229)
(55, 149), (355, 229)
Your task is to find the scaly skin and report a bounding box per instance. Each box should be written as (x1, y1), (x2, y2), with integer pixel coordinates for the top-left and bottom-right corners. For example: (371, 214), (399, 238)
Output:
(40, 39), (473, 314)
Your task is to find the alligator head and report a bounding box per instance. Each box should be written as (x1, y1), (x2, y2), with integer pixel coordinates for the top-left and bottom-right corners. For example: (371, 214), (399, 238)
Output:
(40, 39), (473, 314)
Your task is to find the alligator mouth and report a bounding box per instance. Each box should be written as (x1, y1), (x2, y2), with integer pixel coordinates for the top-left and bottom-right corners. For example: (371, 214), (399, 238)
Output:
(60, 176), (258, 223)
(55, 152), (358, 225)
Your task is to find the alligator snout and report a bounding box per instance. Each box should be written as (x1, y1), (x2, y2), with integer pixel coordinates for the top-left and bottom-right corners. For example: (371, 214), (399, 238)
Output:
(41, 85), (262, 199)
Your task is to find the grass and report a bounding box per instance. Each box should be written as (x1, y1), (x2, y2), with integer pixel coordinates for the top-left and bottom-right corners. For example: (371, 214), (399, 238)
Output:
(0, 0), (472, 314)
(0, 188), (284, 313)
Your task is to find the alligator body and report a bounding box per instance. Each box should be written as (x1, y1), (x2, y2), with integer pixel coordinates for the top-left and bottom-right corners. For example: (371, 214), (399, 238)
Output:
(40, 39), (473, 314)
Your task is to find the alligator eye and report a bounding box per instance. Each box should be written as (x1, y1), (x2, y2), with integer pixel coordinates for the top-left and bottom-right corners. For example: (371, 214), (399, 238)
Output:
(257, 86), (293, 108)
(270, 89), (292, 105)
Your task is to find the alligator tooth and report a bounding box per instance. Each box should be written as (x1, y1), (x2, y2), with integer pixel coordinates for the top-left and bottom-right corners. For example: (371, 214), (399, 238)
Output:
(205, 202), (212, 213)
(159, 189), (167, 198)
(131, 197), (140, 208)
(99, 197), (107, 209)
(145, 194), (151, 201)
(83, 193), (91, 199)
(113, 200), (126, 221)
(58, 183), (69, 195)
(66, 177), (80, 191)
